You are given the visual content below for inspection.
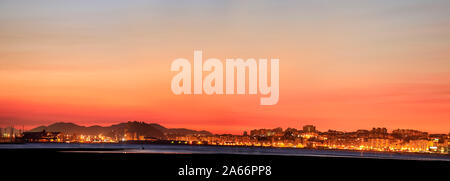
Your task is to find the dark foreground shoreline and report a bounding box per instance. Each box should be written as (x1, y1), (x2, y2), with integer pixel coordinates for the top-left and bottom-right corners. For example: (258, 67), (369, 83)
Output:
(1, 148), (449, 180)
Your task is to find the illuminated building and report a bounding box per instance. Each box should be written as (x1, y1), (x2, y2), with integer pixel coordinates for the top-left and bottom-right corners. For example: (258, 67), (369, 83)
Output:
(303, 125), (316, 133)
(22, 130), (62, 142)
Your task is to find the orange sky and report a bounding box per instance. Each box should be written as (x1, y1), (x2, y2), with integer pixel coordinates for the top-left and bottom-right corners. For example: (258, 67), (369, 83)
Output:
(0, 1), (450, 134)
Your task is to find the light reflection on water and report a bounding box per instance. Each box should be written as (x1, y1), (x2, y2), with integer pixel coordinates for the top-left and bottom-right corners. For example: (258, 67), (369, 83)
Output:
(1, 143), (449, 161)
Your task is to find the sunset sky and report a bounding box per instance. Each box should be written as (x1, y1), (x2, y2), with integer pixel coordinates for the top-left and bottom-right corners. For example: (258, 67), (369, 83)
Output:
(1, 0), (450, 134)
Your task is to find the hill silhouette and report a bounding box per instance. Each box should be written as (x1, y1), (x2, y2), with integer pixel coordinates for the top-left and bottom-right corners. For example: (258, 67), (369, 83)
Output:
(30, 121), (212, 139)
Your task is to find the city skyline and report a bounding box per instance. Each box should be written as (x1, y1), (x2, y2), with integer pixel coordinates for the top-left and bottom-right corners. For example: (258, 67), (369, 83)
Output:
(1, 120), (449, 135)
(2, 121), (448, 155)
(1, 1), (450, 134)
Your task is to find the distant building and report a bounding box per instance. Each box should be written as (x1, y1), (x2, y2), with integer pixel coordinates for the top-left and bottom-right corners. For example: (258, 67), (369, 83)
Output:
(392, 129), (428, 140)
(371, 128), (387, 134)
(369, 128), (388, 138)
(303, 125), (316, 133)
(356, 129), (370, 138)
(23, 130), (62, 142)
(250, 127), (283, 137)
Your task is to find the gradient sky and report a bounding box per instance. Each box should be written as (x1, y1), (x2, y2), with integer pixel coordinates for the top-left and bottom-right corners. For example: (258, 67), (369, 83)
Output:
(1, 0), (450, 134)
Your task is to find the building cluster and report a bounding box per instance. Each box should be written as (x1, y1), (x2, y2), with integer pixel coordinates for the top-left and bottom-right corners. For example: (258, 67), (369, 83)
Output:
(0, 127), (23, 143)
(2, 124), (449, 154)
(172, 125), (450, 154)
(1, 129), (117, 143)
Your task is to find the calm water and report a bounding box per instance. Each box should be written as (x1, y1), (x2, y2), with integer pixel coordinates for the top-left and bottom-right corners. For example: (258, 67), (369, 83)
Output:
(1, 143), (449, 161)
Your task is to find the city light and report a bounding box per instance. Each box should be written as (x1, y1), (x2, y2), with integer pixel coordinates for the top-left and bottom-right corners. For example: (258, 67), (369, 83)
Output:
(1, 125), (449, 155)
